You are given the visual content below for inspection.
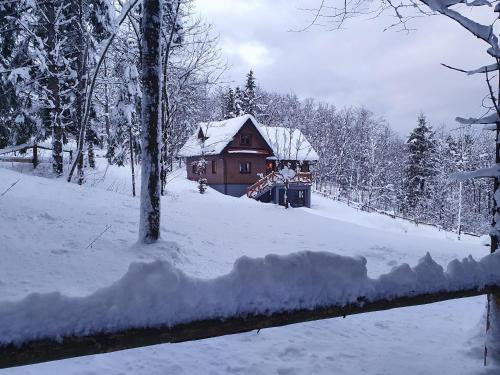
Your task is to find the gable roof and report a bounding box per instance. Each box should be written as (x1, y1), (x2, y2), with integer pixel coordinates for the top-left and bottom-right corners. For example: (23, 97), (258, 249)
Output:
(261, 126), (319, 162)
(178, 115), (319, 162)
(178, 115), (271, 157)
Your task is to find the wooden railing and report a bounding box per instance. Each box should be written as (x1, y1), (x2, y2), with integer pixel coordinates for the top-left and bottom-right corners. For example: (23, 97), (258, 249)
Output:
(0, 142), (73, 168)
(246, 172), (313, 199)
(294, 172), (314, 184)
(1, 283), (499, 369)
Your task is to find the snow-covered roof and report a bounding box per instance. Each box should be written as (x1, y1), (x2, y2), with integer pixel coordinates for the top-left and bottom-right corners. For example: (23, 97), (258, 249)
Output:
(261, 126), (319, 162)
(178, 115), (270, 157)
(178, 115), (319, 162)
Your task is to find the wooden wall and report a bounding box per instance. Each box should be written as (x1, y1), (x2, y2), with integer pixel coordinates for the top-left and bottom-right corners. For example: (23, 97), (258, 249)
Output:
(186, 119), (274, 187)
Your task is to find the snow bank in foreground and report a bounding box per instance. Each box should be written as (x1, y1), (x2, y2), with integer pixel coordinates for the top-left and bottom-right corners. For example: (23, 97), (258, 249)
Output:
(1, 250), (499, 345)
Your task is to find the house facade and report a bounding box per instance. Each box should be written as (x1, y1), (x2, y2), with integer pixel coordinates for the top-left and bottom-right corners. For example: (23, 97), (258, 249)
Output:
(178, 115), (319, 207)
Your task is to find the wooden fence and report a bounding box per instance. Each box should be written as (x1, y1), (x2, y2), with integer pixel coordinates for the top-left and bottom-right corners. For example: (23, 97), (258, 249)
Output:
(0, 142), (73, 168)
(1, 284), (499, 369)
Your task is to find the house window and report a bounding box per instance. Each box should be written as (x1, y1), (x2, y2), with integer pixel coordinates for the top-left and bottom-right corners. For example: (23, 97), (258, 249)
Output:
(240, 134), (252, 146)
(212, 160), (217, 174)
(239, 162), (251, 174)
(191, 164), (197, 174)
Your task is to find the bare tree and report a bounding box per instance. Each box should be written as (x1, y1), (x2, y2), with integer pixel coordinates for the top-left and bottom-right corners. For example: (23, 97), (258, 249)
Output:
(306, 0), (500, 363)
(160, 2), (225, 194)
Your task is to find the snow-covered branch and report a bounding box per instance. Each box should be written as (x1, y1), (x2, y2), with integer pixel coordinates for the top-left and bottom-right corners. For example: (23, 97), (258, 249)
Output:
(450, 164), (500, 181)
(456, 112), (500, 124)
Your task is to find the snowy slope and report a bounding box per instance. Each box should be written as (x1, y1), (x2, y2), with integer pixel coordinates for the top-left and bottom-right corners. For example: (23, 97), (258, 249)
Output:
(0, 161), (493, 374)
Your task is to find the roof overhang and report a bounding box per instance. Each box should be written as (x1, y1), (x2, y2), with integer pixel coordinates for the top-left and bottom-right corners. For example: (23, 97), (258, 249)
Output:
(227, 148), (271, 155)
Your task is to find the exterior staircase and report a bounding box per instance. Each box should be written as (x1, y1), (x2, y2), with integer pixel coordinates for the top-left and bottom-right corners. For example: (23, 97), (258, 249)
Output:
(246, 171), (313, 200)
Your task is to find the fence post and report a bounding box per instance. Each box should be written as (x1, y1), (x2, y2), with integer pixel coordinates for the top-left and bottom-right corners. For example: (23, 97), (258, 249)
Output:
(32, 144), (38, 168)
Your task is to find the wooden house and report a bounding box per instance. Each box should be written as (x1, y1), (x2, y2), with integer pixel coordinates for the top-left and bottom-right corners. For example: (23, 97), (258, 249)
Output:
(178, 115), (319, 208)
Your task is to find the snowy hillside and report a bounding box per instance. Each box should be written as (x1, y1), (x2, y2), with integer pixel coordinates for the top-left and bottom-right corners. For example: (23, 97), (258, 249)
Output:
(0, 163), (493, 374)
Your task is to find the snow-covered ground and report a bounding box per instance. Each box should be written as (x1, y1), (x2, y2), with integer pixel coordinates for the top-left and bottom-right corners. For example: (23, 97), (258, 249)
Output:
(0, 158), (494, 374)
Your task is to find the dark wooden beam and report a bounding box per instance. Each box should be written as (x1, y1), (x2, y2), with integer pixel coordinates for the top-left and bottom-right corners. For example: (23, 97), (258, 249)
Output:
(32, 144), (38, 168)
(2, 284), (499, 369)
(35, 144), (73, 153)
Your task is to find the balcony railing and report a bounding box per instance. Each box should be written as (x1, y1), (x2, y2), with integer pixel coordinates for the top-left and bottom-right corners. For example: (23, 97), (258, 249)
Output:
(246, 172), (313, 199)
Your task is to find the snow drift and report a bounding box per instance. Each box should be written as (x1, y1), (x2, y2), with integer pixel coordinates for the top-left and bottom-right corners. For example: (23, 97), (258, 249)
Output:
(1, 250), (500, 346)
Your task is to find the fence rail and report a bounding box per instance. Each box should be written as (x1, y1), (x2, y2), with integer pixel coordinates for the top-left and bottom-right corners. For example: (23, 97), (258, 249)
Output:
(0, 142), (73, 168)
(1, 284), (499, 369)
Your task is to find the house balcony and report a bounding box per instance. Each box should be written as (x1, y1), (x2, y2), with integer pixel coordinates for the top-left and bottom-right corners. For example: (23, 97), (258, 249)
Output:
(246, 171), (313, 200)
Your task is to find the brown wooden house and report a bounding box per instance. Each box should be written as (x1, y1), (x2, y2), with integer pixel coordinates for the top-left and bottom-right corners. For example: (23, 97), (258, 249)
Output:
(178, 115), (319, 207)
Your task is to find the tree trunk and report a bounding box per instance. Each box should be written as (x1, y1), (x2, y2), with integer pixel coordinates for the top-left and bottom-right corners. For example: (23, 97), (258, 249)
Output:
(485, 121), (500, 364)
(88, 140), (95, 169)
(77, 152), (85, 185)
(284, 180), (289, 209)
(130, 126), (136, 197)
(491, 123), (500, 253)
(71, 0), (87, 185)
(139, 0), (162, 243)
(43, 2), (63, 176)
(457, 181), (462, 240)
(103, 59), (113, 163)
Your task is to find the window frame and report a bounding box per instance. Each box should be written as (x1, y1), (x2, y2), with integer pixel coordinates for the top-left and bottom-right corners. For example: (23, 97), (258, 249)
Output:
(239, 133), (252, 146)
(239, 161), (252, 174)
(212, 159), (217, 174)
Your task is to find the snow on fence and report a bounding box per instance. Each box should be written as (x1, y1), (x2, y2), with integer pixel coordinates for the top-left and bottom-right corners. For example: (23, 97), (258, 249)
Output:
(0, 142), (73, 168)
(1, 250), (500, 368)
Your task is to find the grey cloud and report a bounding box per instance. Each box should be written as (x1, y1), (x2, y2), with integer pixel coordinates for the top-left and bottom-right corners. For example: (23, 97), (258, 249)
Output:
(196, 0), (489, 134)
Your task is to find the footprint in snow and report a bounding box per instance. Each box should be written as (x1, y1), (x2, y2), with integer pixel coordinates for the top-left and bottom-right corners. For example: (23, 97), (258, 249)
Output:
(38, 212), (56, 221)
(278, 346), (305, 359)
(51, 249), (71, 255)
(62, 239), (79, 249)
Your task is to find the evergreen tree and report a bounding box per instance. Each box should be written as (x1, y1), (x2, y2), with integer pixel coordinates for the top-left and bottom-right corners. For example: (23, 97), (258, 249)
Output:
(403, 113), (438, 215)
(0, 2), (38, 149)
(223, 88), (236, 119)
(110, 62), (141, 167)
(234, 86), (244, 116)
(242, 70), (258, 116)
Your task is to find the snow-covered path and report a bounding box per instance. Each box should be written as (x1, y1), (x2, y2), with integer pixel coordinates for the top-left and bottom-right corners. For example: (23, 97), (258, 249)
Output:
(0, 164), (493, 374)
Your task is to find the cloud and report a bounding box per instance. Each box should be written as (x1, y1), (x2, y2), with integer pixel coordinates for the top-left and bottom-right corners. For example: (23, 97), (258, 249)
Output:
(194, 0), (490, 134)
(196, 0), (262, 16)
(221, 40), (275, 69)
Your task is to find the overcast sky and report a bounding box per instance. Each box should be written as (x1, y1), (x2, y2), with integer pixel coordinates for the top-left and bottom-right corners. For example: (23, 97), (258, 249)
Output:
(195, 0), (490, 134)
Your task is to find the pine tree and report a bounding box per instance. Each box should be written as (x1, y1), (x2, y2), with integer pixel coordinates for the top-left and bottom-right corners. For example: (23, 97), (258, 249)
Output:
(223, 88), (236, 119)
(242, 70), (258, 116)
(110, 62), (141, 166)
(403, 113), (438, 216)
(0, 3), (38, 149)
(234, 86), (243, 116)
